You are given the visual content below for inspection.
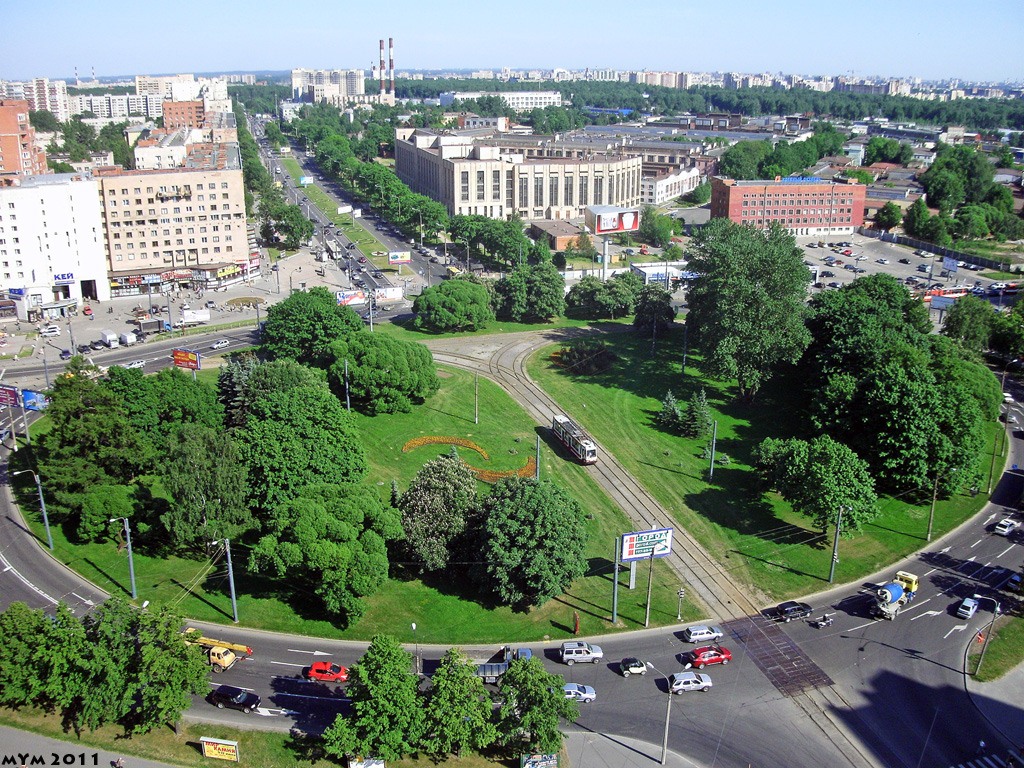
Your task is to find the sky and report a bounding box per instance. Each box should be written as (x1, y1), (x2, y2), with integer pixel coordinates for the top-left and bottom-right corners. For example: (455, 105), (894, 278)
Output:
(2, 0), (1021, 84)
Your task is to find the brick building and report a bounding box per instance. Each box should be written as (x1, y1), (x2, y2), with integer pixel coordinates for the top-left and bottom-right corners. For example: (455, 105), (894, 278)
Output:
(710, 176), (865, 236)
(162, 100), (205, 129)
(0, 100), (48, 177)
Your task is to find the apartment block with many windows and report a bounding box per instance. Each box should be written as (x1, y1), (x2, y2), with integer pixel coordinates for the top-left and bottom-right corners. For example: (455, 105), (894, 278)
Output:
(0, 100), (48, 177)
(710, 176), (865, 236)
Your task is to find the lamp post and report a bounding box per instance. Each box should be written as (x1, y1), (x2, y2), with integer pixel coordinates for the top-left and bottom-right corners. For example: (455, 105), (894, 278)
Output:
(212, 539), (239, 623)
(411, 622), (420, 675)
(12, 469), (52, 550)
(646, 661), (674, 765)
(109, 517), (137, 599)
(927, 467), (956, 542)
(415, 210), (423, 250)
(973, 595), (1002, 676)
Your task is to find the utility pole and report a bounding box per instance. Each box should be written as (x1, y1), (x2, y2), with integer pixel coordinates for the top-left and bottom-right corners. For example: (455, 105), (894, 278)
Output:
(829, 506), (843, 583)
(474, 372), (479, 425)
(708, 420), (718, 480)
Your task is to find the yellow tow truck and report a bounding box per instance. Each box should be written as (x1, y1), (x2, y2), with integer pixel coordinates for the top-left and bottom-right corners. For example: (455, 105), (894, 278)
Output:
(183, 627), (253, 673)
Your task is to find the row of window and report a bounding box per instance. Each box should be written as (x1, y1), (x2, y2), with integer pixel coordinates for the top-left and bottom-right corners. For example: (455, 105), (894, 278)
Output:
(459, 170), (637, 208)
(740, 216), (855, 224)
(741, 207), (856, 216)
(107, 203), (232, 217)
(102, 182), (230, 196)
(741, 195), (856, 205)
(112, 245), (231, 261)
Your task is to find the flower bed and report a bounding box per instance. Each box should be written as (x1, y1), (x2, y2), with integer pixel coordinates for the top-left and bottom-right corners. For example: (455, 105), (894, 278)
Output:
(467, 456), (537, 483)
(401, 436), (490, 460)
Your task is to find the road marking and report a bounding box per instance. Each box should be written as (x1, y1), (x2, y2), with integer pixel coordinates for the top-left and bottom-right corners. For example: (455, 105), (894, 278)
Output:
(271, 661), (309, 668)
(985, 513), (998, 525)
(911, 610), (941, 621)
(968, 561), (992, 578)
(940, 546), (951, 554)
(69, 592), (95, 607)
(1000, 544), (1016, 557)
(925, 568), (937, 575)
(971, 539), (984, 548)
(0, 551), (58, 606)
(944, 624), (967, 639)
(287, 648), (332, 656)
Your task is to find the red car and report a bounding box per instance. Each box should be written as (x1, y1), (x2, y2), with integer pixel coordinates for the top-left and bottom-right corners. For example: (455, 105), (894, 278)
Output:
(306, 661), (349, 683)
(684, 645), (732, 670)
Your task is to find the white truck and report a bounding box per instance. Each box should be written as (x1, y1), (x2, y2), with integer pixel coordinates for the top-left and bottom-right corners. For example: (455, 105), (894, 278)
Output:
(119, 331), (137, 346)
(99, 329), (119, 348)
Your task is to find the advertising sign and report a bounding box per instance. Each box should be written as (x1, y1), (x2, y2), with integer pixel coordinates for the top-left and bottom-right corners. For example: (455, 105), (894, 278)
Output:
(53, 272), (75, 285)
(930, 295), (955, 310)
(199, 737), (240, 762)
(621, 528), (673, 562)
(586, 205), (641, 236)
(22, 390), (49, 411)
(337, 204), (353, 215)
(172, 348), (201, 371)
(335, 290), (368, 306)
(299, 176), (313, 187)
(942, 256), (959, 273)
(0, 385), (20, 406)
(374, 286), (403, 302)
(521, 755), (558, 768)
(388, 251), (412, 265)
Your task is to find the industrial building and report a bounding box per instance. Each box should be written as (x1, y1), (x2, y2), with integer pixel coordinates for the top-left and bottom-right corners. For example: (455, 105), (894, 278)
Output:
(710, 176), (865, 236)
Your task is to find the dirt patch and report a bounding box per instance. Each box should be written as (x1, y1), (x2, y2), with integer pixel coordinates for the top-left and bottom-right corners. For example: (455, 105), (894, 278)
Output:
(225, 297), (266, 308)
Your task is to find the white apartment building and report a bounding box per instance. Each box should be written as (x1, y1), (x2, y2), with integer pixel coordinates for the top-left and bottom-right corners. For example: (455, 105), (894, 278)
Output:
(395, 128), (641, 221)
(72, 94), (163, 120)
(438, 91), (563, 112)
(291, 68), (365, 100)
(0, 78), (71, 121)
(641, 166), (703, 205)
(133, 128), (195, 170)
(135, 74), (196, 98)
(0, 173), (109, 320)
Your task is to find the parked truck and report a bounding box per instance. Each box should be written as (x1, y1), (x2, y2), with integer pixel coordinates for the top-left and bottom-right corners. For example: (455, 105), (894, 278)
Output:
(119, 331), (137, 347)
(183, 627), (253, 673)
(872, 571), (919, 620)
(136, 317), (165, 335)
(99, 329), (119, 348)
(471, 646), (532, 683)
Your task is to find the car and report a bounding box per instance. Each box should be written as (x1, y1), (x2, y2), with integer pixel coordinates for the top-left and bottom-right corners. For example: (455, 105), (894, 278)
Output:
(1005, 573), (1022, 593)
(1004, 393), (1015, 404)
(821, 270), (835, 277)
(917, 264), (931, 273)
(898, 258), (911, 264)
(306, 661), (349, 683)
(842, 249), (853, 256)
(208, 685), (261, 714)
(357, 256), (367, 264)
(683, 645), (732, 670)
(956, 596), (979, 619)
(669, 671), (713, 693)
(994, 518), (1019, 536)
(59, 349), (73, 360)
(210, 339), (230, 351)
(559, 641), (604, 665)
(429, 256), (440, 263)
(90, 340), (105, 350)
(619, 657), (648, 677)
(39, 325), (61, 337)
(827, 281), (841, 288)
(205, 300), (217, 309)
(1008, 414), (1019, 424)
(877, 258), (890, 265)
(833, 259), (844, 266)
(346, 243), (358, 250)
(854, 267), (867, 273)
(806, 243), (817, 248)
(624, 248), (636, 255)
(682, 625), (725, 643)
(775, 601), (813, 622)
(372, 271), (384, 278)
(180, 303), (190, 311)
(82, 305), (93, 316)
(855, 255), (867, 261)
(77, 343), (92, 354)
(123, 360), (146, 370)
(563, 683), (597, 703)
(843, 264), (856, 271)
(914, 249), (928, 256)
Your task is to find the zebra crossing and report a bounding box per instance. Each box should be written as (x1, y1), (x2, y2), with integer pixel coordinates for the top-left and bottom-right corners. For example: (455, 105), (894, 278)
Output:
(950, 753), (1019, 768)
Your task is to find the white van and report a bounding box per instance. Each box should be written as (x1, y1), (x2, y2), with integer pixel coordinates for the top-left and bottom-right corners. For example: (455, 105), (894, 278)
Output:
(39, 325), (61, 337)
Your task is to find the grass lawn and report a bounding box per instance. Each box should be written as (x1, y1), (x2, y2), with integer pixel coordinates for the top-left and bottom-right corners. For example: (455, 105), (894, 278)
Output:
(968, 612), (1024, 681)
(373, 315), (630, 344)
(525, 327), (997, 601)
(0, 706), (517, 768)
(18, 363), (686, 643)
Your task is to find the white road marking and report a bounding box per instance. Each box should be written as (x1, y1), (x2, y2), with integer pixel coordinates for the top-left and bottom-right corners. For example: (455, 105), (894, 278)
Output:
(984, 513), (998, 525)
(925, 568), (937, 576)
(0, 551), (58, 606)
(1000, 544), (1016, 557)
(944, 624), (967, 639)
(70, 592), (95, 607)
(287, 648), (332, 656)
(940, 546), (951, 554)
(967, 561), (992, 578)
(971, 539), (984, 548)
(270, 661), (308, 668)
(911, 610), (942, 621)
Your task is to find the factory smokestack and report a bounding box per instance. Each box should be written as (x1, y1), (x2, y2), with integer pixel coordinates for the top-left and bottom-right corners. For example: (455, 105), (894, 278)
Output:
(389, 37), (395, 95)
(379, 39), (386, 96)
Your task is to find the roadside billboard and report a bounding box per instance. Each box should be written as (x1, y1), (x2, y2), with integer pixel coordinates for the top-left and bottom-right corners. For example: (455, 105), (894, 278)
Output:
(337, 204), (353, 215)
(22, 390), (49, 411)
(199, 737), (240, 762)
(299, 176), (313, 187)
(388, 251), (412, 265)
(336, 290), (368, 306)
(621, 527), (673, 562)
(172, 348), (201, 371)
(374, 286), (403, 302)
(0, 385), (20, 407)
(586, 205), (641, 236)
(942, 256), (959, 273)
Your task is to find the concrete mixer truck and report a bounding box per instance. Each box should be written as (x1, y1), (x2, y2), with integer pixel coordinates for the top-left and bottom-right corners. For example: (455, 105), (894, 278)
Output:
(872, 571), (919, 620)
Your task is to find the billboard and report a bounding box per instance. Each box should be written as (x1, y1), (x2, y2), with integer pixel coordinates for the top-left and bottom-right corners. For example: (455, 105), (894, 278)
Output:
(337, 204), (353, 215)
(336, 290), (368, 306)
(942, 256), (959, 273)
(299, 176), (313, 187)
(621, 527), (673, 562)
(199, 737), (240, 762)
(586, 205), (641, 236)
(172, 348), (201, 371)
(388, 251), (412, 265)
(0, 385), (19, 407)
(22, 390), (49, 411)
(374, 286), (403, 302)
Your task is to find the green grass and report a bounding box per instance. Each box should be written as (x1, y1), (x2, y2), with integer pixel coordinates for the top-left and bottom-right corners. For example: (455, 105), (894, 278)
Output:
(19, 364), (687, 642)
(525, 327), (996, 601)
(373, 315), (630, 343)
(0, 706), (515, 768)
(968, 613), (1024, 681)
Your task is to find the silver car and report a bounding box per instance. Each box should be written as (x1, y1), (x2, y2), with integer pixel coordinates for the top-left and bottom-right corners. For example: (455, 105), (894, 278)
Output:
(670, 671), (712, 693)
(682, 625), (724, 643)
(563, 683), (597, 703)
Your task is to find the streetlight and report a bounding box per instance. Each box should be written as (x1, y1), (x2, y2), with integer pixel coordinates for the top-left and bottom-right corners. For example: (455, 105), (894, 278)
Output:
(12, 469), (53, 550)
(109, 517), (137, 599)
(974, 596), (1002, 676)
(411, 622), (420, 675)
(646, 661), (674, 765)
(211, 539), (239, 623)
(415, 209), (423, 250)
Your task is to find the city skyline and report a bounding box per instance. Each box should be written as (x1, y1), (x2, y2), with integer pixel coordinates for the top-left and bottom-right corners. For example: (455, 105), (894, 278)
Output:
(2, 0), (1021, 85)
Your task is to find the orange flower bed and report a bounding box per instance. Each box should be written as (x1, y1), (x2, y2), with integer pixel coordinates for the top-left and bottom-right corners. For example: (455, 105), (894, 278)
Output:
(467, 456), (537, 484)
(401, 436), (490, 460)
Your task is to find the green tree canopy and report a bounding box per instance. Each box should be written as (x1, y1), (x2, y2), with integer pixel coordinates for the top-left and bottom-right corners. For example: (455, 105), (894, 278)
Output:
(495, 657), (578, 754)
(413, 279), (495, 332)
(874, 201), (903, 231)
(262, 287), (362, 366)
(633, 283), (676, 332)
(328, 332), (440, 414)
(422, 648), (498, 757)
(940, 294), (995, 354)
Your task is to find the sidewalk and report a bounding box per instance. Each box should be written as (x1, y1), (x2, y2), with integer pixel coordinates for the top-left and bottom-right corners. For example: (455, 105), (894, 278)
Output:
(0, 724), (177, 768)
(966, 663), (1024, 755)
(563, 727), (703, 768)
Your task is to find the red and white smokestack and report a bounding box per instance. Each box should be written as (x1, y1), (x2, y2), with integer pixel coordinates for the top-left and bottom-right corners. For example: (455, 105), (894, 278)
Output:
(379, 39), (386, 96)
(389, 37), (395, 95)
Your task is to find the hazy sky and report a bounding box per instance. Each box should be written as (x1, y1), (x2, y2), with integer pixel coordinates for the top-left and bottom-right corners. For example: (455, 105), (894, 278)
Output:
(2, 0), (1020, 83)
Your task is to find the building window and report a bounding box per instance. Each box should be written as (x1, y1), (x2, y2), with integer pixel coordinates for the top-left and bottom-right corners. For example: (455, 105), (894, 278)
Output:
(519, 176), (528, 207)
(476, 171), (485, 201)
(492, 170), (500, 200)
(461, 171), (470, 202)
(580, 175), (588, 206)
(549, 176), (559, 207)
(565, 175), (574, 207)
(594, 176), (604, 205)
(534, 176), (544, 207)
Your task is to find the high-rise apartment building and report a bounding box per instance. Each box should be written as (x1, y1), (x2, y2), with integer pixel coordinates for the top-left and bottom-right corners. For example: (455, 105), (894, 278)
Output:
(0, 100), (48, 177)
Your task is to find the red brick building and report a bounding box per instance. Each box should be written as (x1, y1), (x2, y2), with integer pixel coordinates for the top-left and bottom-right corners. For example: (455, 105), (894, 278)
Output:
(710, 176), (865, 236)
(0, 100), (48, 177)
(162, 100), (205, 129)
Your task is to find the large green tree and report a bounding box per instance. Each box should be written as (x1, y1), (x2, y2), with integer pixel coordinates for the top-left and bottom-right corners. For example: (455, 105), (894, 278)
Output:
(262, 287), (362, 366)
(685, 219), (811, 400)
(422, 649), (498, 757)
(328, 332), (440, 414)
(413, 279), (494, 332)
(874, 202), (903, 231)
(323, 634), (425, 761)
(633, 284), (676, 333)
(475, 477), (588, 607)
(941, 294), (995, 354)
(495, 657), (577, 754)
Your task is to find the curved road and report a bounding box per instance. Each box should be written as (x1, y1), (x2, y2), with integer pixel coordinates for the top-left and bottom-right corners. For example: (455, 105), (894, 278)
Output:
(1, 325), (1022, 767)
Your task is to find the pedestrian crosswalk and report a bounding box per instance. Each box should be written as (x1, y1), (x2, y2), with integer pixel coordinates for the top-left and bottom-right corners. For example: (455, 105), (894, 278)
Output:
(950, 754), (1018, 768)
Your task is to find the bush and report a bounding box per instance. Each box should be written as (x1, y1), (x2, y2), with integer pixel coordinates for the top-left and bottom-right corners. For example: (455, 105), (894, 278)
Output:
(559, 340), (615, 375)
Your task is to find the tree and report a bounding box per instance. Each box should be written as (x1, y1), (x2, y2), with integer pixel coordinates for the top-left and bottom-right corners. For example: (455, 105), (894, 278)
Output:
(78, 484), (135, 543)
(262, 287), (362, 367)
(681, 388), (713, 439)
(875, 202), (903, 231)
(422, 649), (498, 757)
(754, 436), (878, 533)
(571, 232), (598, 261)
(494, 263), (565, 322)
(684, 181), (711, 205)
(685, 220), (811, 400)
(159, 424), (252, 553)
(902, 197), (931, 239)
(398, 450), (478, 572)
(633, 284), (675, 333)
(328, 332), (440, 414)
(940, 294), (995, 355)
(29, 109), (62, 133)
(323, 634), (425, 761)
(475, 477), (588, 607)
(655, 390), (683, 433)
(240, 384), (367, 511)
(250, 484), (401, 624)
(495, 657), (578, 754)
(924, 168), (965, 213)
(413, 279), (494, 332)
(223, 356), (326, 428)
(565, 275), (637, 320)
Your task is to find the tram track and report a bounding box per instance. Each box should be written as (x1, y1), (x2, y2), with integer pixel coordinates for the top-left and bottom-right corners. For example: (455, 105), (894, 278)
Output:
(427, 331), (765, 621)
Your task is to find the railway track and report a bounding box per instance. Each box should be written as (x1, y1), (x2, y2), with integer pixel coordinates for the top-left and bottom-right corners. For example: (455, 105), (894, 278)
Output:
(427, 331), (765, 621)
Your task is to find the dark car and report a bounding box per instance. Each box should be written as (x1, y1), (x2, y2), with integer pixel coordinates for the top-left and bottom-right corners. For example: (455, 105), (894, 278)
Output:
(90, 340), (105, 350)
(59, 349), (73, 360)
(775, 601), (813, 622)
(76, 343), (92, 354)
(898, 258), (911, 264)
(821, 270), (835, 277)
(208, 685), (261, 713)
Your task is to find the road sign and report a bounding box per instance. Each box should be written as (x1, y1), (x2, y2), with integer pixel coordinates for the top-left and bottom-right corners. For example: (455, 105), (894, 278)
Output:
(172, 348), (201, 371)
(621, 528), (673, 562)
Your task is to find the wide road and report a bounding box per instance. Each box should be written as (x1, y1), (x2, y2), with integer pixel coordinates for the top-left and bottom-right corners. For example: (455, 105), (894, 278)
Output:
(2, 324), (1021, 766)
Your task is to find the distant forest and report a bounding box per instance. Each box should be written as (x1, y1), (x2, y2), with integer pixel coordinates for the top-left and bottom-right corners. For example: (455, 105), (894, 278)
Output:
(395, 79), (1024, 132)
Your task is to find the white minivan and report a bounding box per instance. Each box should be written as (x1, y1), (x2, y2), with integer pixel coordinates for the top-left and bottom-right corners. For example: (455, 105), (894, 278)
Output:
(39, 325), (61, 337)
(682, 625), (725, 643)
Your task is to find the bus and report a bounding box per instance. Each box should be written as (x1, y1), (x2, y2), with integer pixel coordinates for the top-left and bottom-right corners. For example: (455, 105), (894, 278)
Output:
(551, 415), (597, 464)
(446, 265), (465, 279)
